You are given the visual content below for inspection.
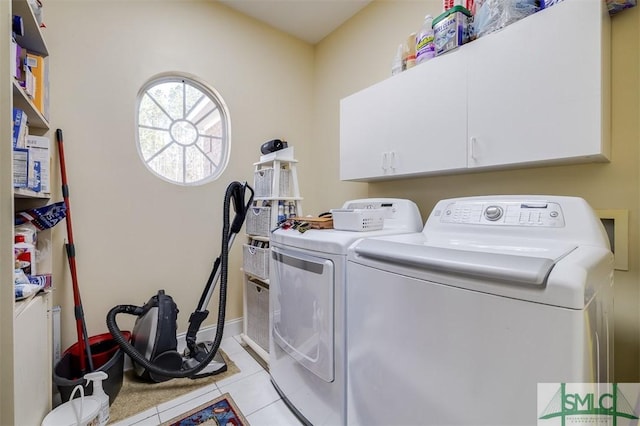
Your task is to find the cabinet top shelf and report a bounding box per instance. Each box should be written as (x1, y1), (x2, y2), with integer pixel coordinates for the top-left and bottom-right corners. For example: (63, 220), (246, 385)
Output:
(254, 158), (298, 167)
(254, 196), (303, 202)
(13, 80), (49, 129)
(254, 147), (297, 165)
(14, 187), (50, 199)
(12, 0), (49, 56)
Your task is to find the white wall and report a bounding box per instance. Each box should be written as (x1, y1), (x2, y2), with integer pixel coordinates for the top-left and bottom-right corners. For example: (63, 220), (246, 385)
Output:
(45, 0), (314, 349)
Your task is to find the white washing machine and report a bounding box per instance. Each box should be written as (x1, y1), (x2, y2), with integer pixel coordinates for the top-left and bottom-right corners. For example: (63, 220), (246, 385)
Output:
(346, 195), (614, 426)
(269, 198), (423, 426)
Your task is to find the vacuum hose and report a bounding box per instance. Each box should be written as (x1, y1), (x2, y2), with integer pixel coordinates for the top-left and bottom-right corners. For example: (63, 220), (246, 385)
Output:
(106, 181), (252, 379)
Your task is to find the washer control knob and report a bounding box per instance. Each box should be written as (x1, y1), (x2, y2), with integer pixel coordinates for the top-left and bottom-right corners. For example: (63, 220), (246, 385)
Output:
(484, 205), (503, 221)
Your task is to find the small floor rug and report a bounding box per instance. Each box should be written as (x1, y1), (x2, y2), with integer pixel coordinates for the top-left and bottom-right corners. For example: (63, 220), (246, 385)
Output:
(161, 392), (249, 426)
(109, 350), (240, 423)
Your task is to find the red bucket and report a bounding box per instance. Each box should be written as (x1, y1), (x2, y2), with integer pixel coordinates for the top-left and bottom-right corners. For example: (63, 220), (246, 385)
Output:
(55, 331), (131, 405)
(64, 331), (130, 370)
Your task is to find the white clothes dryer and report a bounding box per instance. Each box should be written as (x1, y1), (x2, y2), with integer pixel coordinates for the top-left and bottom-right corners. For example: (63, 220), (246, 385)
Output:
(269, 198), (423, 426)
(346, 195), (614, 426)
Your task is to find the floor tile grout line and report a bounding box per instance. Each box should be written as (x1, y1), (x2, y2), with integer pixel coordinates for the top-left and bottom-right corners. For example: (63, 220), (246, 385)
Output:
(243, 395), (284, 418)
(218, 368), (268, 392)
(122, 407), (160, 426)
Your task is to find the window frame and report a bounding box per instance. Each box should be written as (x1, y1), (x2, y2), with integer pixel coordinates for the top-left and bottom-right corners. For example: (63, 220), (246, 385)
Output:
(135, 72), (231, 186)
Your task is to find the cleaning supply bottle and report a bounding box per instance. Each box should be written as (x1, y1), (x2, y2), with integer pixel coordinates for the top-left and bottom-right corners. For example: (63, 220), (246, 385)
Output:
(415, 14), (435, 64)
(391, 43), (404, 75)
(405, 32), (417, 70)
(84, 371), (109, 426)
(14, 234), (35, 276)
(277, 200), (286, 224)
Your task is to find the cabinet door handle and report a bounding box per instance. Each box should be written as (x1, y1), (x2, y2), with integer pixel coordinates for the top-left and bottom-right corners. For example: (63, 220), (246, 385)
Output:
(389, 151), (396, 171)
(382, 152), (388, 171)
(470, 137), (478, 161)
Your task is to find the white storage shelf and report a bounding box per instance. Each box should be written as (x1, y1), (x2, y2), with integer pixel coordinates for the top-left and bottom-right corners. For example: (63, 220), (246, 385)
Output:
(14, 292), (52, 425)
(13, 80), (49, 130)
(7, 1), (54, 423)
(340, 0), (610, 182)
(242, 155), (303, 365)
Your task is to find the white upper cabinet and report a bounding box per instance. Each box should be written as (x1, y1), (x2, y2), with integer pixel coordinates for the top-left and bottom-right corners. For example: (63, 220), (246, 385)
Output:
(466, 0), (610, 169)
(340, 0), (610, 182)
(340, 50), (468, 181)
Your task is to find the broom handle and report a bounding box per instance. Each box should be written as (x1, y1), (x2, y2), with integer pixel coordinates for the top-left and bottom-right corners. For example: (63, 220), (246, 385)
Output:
(56, 129), (94, 373)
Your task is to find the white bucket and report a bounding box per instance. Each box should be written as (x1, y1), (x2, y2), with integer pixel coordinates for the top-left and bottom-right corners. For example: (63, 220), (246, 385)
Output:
(42, 384), (100, 426)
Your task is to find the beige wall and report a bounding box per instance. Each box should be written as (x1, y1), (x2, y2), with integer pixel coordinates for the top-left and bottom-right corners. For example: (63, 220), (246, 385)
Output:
(314, 1), (639, 381)
(45, 0), (314, 349)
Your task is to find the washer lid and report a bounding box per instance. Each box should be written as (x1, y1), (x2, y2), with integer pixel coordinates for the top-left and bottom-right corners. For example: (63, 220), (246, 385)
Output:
(352, 236), (577, 286)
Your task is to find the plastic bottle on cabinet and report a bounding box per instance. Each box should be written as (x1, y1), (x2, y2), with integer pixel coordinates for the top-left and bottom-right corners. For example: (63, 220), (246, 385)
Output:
(405, 33), (417, 69)
(415, 14), (435, 64)
(14, 234), (36, 276)
(391, 43), (404, 75)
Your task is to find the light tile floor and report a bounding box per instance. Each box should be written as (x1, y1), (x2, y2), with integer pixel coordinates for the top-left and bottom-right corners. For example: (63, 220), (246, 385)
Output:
(110, 335), (303, 426)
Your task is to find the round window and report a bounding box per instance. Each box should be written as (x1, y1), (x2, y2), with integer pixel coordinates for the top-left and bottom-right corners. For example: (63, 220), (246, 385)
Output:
(136, 74), (230, 185)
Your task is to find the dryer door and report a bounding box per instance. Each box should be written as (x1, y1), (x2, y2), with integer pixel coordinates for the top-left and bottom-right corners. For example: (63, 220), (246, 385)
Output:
(271, 246), (335, 382)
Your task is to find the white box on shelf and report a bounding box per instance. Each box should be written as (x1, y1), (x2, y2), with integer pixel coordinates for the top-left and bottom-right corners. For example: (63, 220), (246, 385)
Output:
(13, 148), (29, 188)
(25, 135), (50, 194)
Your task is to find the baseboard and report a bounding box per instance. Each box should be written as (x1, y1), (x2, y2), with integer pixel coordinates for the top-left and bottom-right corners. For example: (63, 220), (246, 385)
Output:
(123, 317), (244, 371)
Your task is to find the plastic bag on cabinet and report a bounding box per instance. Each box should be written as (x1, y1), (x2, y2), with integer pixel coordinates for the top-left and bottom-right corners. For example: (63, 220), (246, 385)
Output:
(474, 0), (541, 39)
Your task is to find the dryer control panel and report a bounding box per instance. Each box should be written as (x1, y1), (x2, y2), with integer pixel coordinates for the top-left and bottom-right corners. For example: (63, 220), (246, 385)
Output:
(438, 200), (566, 227)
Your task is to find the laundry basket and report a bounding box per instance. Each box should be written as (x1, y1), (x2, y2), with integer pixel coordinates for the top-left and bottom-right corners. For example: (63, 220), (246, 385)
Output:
(253, 167), (291, 198)
(331, 208), (385, 231)
(243, 244), (270, 280)
(245, 279), (269, 352)
(246, 206), (271, 237)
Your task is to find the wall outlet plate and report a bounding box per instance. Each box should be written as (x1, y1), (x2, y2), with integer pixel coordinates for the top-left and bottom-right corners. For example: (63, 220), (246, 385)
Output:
(596, 209), (629, 271)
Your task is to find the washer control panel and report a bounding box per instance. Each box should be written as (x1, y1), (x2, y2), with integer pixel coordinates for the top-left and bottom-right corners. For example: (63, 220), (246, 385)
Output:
(438, 201), (565, 227)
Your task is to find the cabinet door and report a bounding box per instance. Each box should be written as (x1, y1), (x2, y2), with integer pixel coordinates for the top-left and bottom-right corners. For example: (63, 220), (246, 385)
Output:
(466, 0), (609, 169)
(389, 52), (469, 178)
(14, 293), (52, 425)
(340, 51), (468, 181)
(340, 81), (396, 181)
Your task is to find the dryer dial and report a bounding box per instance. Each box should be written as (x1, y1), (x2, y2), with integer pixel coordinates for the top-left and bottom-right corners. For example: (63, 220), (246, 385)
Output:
(484, 205), (504, 221)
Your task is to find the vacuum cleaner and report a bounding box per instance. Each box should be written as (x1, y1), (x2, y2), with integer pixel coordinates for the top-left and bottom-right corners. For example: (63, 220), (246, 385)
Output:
(106, 181), (254, 382)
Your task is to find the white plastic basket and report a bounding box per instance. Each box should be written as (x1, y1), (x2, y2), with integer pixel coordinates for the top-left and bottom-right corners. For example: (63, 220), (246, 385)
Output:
(243, 244), (270, 280)
(245, 279), (269, 352)
(246, 206), (271, 237)
(331, 208), (385, 231)
(253, 167), (291, 198)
